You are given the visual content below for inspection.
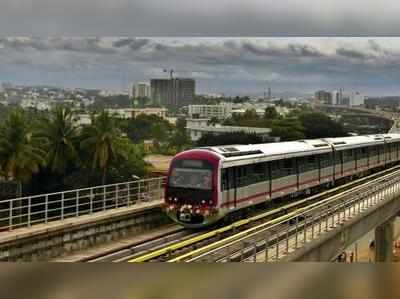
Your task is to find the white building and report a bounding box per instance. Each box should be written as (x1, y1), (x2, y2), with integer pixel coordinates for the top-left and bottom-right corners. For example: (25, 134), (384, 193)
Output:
(134, 82), (151, 98)
(75, 114), (92, 127)
(20, 99), (52, 111)
(350, 92), (365, 106)
(106, 107), (168, 119)
(331, 90), (340, 105)
(188, 104), (232, 120)
(186, 123), (272, 142)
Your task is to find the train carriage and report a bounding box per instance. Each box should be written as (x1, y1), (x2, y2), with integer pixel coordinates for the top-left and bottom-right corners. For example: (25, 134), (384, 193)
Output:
(165, 133), (400, 228)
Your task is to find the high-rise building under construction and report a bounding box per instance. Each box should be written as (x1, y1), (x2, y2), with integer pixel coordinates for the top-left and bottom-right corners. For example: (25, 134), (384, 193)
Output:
(150, 78), (195, 107)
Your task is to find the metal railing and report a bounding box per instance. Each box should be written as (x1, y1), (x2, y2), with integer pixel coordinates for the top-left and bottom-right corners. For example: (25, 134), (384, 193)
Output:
(0, 176), (166, 232)
(181, 170), (400, 262)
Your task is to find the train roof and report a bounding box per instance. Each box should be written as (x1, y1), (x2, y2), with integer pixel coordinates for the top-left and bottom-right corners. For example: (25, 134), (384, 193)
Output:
(202, 133), (400, 167)
(323, 135), (383, 150)
(205, 139), (332, 166)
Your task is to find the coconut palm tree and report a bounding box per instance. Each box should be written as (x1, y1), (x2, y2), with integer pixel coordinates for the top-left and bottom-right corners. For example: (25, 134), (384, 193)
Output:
(0, 109), (46, 190)
(80, 111), (124, 185)
(38, 106), (79, 176)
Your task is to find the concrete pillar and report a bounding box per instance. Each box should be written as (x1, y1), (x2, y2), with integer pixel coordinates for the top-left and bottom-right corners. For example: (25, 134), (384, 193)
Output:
(375, 219), (394, 262)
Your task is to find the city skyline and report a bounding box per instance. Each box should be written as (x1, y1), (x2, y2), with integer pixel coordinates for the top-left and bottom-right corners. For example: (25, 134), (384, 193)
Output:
(3, 37), (400, 96)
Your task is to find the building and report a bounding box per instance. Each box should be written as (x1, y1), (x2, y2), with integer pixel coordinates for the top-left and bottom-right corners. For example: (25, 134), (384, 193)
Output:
(75, 114), (92, 127)
(186, 118), (210, 129)
(129, 83), (135, 98)
(131, 108), (167, 119)
(186, 123), (272, 142)
(349, 92), (365, 106)
(134, 82), (151, 98)
(331, 90), (340, 105)
(106, 108), (168, 119)
(151, 78), (195, 107)
(315, 90), (332, 104)
(188, 104), (232, 120)
(151, 79), (171, 106)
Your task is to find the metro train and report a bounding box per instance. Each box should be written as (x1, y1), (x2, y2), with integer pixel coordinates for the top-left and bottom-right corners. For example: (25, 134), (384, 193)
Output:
(164, 133), (400, 228)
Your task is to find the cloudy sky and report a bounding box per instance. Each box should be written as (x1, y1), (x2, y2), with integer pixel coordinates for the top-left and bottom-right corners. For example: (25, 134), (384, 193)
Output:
(2, 37), (400, 96)
(1, 0), (400, 36)
(2, 1), (400, 96)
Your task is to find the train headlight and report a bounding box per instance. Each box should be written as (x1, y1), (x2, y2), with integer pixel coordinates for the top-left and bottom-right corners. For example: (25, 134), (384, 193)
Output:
(188, 205), (192, 209)
(204, 209), (210, 216)
(174, 197), (178, 202)
(201, 200), (206, 204)
(195, 209), (200, 214)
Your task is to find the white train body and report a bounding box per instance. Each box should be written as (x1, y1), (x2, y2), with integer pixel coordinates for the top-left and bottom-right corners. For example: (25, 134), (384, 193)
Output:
(164, 134), (400, 228)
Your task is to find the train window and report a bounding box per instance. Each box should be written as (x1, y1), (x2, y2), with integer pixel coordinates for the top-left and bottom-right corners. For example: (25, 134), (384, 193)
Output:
(169, 159), (213, 190)
(320, 153), (333, 168)
(236, 166), (247, 187)
(334, 151), (342, 164)
(271, 159), (290, 179)
(271, 160), (281, 179)
(253, 162), (268, 183)
(307, 155), (317, 171)
(221, 169), (228, 191)
(343, 149), (354, 163)
(369, 146), (377, 156)
(358, 147), (368, 159)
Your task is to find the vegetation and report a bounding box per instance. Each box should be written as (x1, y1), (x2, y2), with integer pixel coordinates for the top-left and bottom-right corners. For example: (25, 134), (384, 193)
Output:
(0, 109), (47, 187)
(88, 95), (132, 111)
(81, 111), (125, 184)
(197, 132), (263, 147)
(121, 115), (191, 155)
(222, 107), (347, 142)
(0, 107), (150, 197)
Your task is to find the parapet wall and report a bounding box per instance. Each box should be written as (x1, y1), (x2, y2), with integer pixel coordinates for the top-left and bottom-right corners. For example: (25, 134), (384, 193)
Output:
(0, 201), (170, 261)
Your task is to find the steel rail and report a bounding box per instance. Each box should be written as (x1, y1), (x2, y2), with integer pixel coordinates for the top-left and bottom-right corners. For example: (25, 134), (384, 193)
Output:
(128, 165), (400, 262)
(168, 168), (400, 262)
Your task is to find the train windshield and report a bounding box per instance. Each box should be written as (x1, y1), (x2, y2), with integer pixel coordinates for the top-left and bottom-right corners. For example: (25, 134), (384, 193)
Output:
(169, 159), (213, 190)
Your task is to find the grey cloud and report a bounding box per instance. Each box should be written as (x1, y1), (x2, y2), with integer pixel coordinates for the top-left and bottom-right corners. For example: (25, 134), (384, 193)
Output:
(0, 37), (115, 54)
(1, 0), (399, 36)
(336, 47), (370, 60)
(2, 37), (400, 96)
(112, 38), (150, 50)
(241, 42), (323, 58)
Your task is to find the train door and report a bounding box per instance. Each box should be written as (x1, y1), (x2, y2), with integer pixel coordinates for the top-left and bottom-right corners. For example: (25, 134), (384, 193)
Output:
(224, 167), (236, 209)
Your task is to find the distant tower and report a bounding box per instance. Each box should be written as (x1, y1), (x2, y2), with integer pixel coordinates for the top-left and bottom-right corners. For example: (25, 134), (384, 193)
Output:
(339, 88), (343, 105)
(268, 87), (272, 100)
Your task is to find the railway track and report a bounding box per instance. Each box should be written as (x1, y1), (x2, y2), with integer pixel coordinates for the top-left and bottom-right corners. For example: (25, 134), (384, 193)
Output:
(170, 167), (400, 262)
(126, 165), (400, 262)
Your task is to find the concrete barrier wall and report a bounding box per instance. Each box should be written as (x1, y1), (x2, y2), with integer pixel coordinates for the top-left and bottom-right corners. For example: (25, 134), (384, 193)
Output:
(0, 202), (171, 261)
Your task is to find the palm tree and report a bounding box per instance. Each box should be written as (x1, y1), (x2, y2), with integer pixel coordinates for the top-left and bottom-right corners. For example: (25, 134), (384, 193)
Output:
(80, 111), (124, 185)
(38, 106), (79, 176)
(0, 109), (46, 190)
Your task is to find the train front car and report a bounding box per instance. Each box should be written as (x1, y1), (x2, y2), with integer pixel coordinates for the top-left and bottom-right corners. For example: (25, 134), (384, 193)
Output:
(164, 149), (223, 228)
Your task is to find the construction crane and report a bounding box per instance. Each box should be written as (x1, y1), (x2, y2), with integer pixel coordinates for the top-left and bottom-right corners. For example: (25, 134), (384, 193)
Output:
(163, 69), (199, 79)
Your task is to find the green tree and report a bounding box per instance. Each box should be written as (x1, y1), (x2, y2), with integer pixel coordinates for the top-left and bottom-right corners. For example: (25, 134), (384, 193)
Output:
(196, 132), (263, 147)
(264, 106), (279, 120)
(38, 106), (79, 175)
(0, 109), (46, 190)
(270, 118), (305, 141)
(80, 111), (124, 184)
(298, 112), (347, 138)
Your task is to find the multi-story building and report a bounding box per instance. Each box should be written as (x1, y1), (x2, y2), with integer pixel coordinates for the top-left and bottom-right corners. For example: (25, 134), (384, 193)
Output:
(151, 78), (195, 107)
(106, 108), (168, 119)
(315, 90), (332, 104)
(331, 90), (340, 105)
(188, 103), (232, 120)
(134, 82), (151, 98)
(186, 123), (273, 142)
(151, 79), (171, 106)
(349, 92), (365, 106)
